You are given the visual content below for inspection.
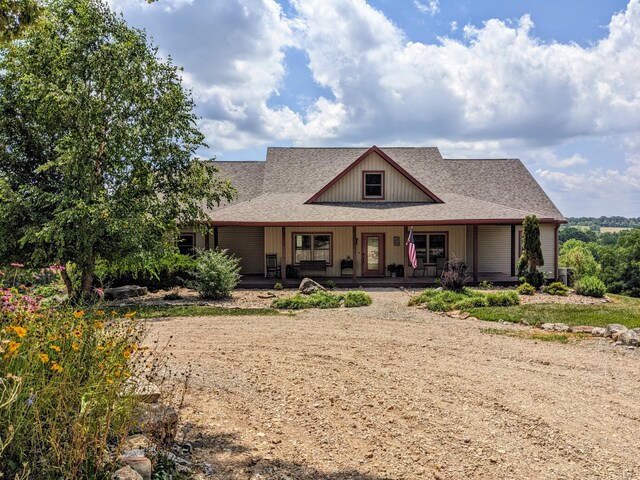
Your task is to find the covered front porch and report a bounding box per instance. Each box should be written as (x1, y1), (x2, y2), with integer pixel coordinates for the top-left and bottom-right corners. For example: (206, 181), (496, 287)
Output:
(182, 222), (557, 287)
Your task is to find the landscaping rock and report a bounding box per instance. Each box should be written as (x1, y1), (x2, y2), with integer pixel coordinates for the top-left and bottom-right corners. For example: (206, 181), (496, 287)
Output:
(570, 326), (594, 334)
(604, 324), (628, 340)
(120, 452), (152, 480)
(540, 323), (570, 332)
(112, 465), (143, 480)
(591, 327), (606, 337)
(619, 330), (639, 347)
(121, 434), (153, 452)
(126, 378), (161, 404)
(104, 285), (149, 301)
(299, 278), (325, 295)
(137, 404), (179, 445)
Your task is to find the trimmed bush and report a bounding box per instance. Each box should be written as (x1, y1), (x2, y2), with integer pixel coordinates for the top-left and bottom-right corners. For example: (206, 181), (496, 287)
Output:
(272, 290), (372, 309)
(575, 275), (607, 298)
(194, 249), (242, 299)
(544, 281), (569, 296)
(521, 271), (545, 289)
(486, 291), (520, 306)
(273, 282), (284, 290)
(516, 282), (536, 295)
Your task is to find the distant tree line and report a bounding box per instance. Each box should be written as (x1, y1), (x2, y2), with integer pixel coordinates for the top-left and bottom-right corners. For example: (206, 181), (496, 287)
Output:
(559, 227), (640, 297)
(566, 216), (640, 230)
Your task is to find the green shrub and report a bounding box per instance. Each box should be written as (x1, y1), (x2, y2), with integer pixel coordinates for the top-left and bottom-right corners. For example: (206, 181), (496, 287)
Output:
(96, 252), (198, 291)
(441, 255), (469, 291)
(544, 281), (569, 296)
(410, 288), (520, 311)
(521, 271), (545, 289)
(575, 275), (607, 298)
(342, 291), (373, 307)
(326, 279), (337, 289)
(272, 290), (372, 309)
(485, 291), (520, 306)
(516, 282), (536, 295)
(478, 280), (493, 289)
(0, 290), (144, 478)
(194, 249), (242, 300)
(454, 296), (488, 310)
(273, 282), (284, 290)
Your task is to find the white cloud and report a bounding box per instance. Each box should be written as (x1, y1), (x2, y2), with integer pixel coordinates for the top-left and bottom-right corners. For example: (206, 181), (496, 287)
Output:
(414, 0), (439, 16)
(450, 21), (458, 32)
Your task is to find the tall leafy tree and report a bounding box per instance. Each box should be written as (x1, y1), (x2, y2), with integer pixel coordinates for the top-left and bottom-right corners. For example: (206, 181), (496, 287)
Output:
(517, 215), (545, 287)
(0, 0), (41, 43)
(0, 0), (234, 297)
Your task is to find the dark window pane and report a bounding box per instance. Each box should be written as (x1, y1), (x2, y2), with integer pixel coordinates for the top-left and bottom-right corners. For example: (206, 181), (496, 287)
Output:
(365, 185), (382, 197)
(428, 234), (446, 264)
(365, 173), (382, 185)
(178, 235), (194, 255)
(314, 235), (330, 250)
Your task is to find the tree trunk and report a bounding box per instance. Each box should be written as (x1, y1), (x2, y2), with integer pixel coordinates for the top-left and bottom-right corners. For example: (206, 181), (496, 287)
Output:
(61, 267), (74, 297)
(80, 267), (94, 298)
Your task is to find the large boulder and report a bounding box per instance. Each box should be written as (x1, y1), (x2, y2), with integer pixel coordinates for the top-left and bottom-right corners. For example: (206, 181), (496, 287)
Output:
(591, 327), (606, 337)
(299, 278), (325, 295)
(604, 324), (628, 340)
(619, 330), (639, 347)
(104, 285), (148, 301)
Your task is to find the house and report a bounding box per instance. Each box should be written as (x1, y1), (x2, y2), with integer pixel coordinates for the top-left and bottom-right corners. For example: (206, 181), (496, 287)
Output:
(179, 146), (565, 285)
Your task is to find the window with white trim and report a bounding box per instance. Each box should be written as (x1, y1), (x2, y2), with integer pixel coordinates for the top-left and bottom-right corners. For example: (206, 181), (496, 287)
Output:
(294, 234), (332, 265)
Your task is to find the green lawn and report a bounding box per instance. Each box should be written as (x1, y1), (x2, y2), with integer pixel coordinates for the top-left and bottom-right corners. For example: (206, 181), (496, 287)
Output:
(468, 294), (640, 328)
(115, 305), (281, 319)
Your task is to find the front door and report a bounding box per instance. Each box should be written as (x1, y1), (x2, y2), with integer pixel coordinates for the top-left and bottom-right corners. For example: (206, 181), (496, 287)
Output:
(362, 233), (385, 276)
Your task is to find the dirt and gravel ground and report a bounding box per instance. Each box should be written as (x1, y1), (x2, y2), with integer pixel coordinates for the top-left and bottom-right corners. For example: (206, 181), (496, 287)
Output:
(147, 289), (640, 480)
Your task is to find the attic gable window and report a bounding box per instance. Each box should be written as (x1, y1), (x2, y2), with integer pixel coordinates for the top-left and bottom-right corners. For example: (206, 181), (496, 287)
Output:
(363, 171), (384, 199)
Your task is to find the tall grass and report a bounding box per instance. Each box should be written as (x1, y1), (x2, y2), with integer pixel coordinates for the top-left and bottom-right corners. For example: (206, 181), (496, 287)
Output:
(0, 288), (147, 478)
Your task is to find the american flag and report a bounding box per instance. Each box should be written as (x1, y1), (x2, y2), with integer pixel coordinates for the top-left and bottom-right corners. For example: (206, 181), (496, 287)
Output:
(407, 229), (417, 269)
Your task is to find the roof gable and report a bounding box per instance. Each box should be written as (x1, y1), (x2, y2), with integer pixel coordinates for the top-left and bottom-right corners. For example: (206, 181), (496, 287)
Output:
(305, 146), (443, 204)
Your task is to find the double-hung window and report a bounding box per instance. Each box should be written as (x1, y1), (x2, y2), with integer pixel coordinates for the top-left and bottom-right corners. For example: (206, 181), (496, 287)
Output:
(363, 171), (384, 199)
(293, 233), (332, 265)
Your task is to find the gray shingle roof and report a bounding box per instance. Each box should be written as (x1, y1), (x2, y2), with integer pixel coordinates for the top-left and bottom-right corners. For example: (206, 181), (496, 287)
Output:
(207, 147), (564, 224)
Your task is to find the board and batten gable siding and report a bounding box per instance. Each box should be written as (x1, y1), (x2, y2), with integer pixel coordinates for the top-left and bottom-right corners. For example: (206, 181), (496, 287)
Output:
(314, 152), (434, 203)
(465, 226), (474, 273)
(477, 225), (512, 274)
(218, 226), (264, 275)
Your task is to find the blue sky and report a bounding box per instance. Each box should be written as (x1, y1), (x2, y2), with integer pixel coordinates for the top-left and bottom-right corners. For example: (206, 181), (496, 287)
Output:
(108, 0), (640, 217)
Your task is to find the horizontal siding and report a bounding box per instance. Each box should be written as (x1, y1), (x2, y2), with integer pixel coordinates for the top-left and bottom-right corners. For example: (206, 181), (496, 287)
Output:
(218, 227), (264, 275)
(316, 152), (433, 203)
(478, 225), (511, 274)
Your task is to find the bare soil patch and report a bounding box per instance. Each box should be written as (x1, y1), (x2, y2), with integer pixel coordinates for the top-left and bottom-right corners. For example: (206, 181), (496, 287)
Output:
(148, 290), (640, 479)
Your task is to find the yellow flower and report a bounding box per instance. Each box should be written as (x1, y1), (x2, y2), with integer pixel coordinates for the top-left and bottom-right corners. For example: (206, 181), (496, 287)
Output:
(106, 378), (113, 384)
(49, 345), (61, 352)
(73, 330), (82, 338)
(124, 371), (131, 378)
(123, 350), (131, 359)
(9, 326), (27, 338)
(8, 341), (20, 353)
(124, 311), (137, 317)
(96, 310), (105, 316)
(71, 343), (79, 351)
(97, 345), (105, 351)
(114, 370), (121, 377)
(73, 310), (84, 319)
(39, 353), (50, 363)
(111, 311), (118, 315)
(93, 321), (104, 329)
(51, 363), (63, 373)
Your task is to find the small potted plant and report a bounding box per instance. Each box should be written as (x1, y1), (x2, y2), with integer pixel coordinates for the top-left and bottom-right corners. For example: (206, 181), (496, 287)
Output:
(387, 263), (398, 277)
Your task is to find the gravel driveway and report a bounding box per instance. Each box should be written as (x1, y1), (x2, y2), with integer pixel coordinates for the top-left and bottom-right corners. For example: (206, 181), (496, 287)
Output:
(148, 290), (640, 479)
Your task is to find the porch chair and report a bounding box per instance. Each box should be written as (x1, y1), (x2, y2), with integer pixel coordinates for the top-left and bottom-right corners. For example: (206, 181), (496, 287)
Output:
(265, 253), (281, 279)
(436, 257), (447, 278)
(412, 257), (427, 277)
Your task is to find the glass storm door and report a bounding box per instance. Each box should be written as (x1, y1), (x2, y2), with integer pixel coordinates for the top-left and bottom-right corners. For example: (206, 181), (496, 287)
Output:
(362, 233), (385, 276)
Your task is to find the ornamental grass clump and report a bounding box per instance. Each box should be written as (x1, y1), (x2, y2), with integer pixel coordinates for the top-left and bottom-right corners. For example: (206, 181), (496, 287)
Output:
(272, 290), (373, 309)
(408, 287), (519, 311)
(544, 282), (570, 296)
(0, 288), (149, 479)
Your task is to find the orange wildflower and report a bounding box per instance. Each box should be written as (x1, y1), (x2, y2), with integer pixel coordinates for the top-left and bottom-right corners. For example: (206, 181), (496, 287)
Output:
(9, 326), (27, 338)
(39, 353), (49, 363)
(49, 345), (61, 352)
(73, 310), (84, 319)
(51, 363), (63, 373)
